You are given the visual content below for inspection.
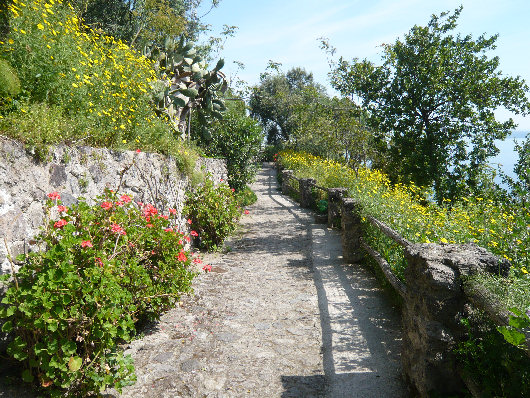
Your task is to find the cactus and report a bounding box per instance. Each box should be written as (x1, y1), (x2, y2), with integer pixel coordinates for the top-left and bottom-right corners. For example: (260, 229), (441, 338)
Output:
(145, 37), (227, 138)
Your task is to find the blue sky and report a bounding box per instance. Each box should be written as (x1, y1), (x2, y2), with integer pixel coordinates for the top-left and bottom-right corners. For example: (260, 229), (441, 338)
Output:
(197, 0), (530, 130)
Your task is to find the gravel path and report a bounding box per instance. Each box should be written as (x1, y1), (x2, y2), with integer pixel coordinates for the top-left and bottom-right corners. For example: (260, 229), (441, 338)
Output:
(0, 164), (409, 397)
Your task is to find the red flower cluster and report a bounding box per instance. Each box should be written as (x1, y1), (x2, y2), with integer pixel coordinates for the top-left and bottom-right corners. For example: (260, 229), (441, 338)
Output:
(142, 203), (158, 218)
(81, 240), (93, 248)
(101, 201), (113, 210)
(177, 251), (187, 262)
(54, 219), (68, 229)
(57, 205), (68, 213)
(111, 223), (126, 236)
(169, 208), (177, 215)
(120, 194), (132, 203)
(47, 191), (61, 201)
(190, 230), (198, 237)
(202, 264), (212, 272)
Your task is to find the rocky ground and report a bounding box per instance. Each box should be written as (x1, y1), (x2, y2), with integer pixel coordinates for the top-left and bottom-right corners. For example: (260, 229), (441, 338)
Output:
(0, 164), (409, 397)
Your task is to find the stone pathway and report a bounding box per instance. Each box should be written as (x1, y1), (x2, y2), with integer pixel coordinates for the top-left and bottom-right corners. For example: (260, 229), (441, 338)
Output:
(0, 164), (409, 397)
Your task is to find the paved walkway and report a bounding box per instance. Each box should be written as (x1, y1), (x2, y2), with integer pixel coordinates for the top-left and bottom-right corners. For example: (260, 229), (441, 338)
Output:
(116, 164), (408, 397)
(0, 164), (409, 397)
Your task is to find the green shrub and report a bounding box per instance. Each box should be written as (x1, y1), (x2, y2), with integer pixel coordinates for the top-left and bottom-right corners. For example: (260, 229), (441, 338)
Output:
(184, 178), (241, 251)
(0, 189), (205, 396)
(0, 57), (20, 97)
(236, 185), (257, 207)
(196, 111), (263, 192)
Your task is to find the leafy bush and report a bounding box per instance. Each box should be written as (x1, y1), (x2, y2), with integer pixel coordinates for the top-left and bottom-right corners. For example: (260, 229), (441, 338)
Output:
(236, 185), (258, 207)
(196, 111), (263, 191)
(0, 190), (207, 396)
(0, 57), (20, 97)
(184, 178), (241, 251)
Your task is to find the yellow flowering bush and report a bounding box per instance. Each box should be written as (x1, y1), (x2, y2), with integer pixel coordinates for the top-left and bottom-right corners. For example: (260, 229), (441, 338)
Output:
(278, 150), (530, 288)
(1, 0), (160, 147)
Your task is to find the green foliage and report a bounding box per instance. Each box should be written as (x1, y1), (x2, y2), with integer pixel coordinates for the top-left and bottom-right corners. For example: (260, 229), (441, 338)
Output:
(184, 178), (241, 251)
(197, 110), (263, 191)
(249, 66), (326, 145)
(328, 7), (530, 202)
(0, 58), (20, 98)
(455, 315), (530, 397)
(235, 185), (257, 207)
(0, 190), (202, 396)
(316, 199), (328, 215)
(261, 144), (281, 162)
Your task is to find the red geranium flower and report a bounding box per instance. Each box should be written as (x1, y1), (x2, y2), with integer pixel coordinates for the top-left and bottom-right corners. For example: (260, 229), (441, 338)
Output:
(47, 192), (61, 201)
(111, 223), (126, 235)
(202, 264), (212, 272)
(177, 251), (187, 262)
(57, 205), (68, 213)
(120, 194), (132, 203)
(81, 240), (93, 248)
(169, 208), (177, 215)
(54, 219), (68, 229)
(164, 228), (173, 233)
(244, 209), (249, 215)
(101, 201), (113, 210)
(190, 230), (198, 237)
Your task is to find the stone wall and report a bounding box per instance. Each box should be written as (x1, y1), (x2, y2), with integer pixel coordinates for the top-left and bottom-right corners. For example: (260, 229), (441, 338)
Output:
(280, 170), (516, 397)
(0, 136), (227, 274)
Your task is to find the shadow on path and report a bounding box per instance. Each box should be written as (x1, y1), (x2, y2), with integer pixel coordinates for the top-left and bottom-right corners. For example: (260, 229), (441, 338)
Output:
(262, 165), (408, 397)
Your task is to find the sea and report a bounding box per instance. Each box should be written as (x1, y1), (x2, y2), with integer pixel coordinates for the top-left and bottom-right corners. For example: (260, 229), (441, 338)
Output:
(490, 130), (528, 186)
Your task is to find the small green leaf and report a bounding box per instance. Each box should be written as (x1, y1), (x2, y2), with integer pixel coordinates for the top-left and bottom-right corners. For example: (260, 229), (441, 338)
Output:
(1, 320), (13, 332)
(68, 356), (82, 372)
(498, 326), (526, 347)
(22, 369), (34, 383)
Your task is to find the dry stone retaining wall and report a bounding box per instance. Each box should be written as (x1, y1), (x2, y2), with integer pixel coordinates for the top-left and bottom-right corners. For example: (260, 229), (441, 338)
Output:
(0, 136), (227, 274)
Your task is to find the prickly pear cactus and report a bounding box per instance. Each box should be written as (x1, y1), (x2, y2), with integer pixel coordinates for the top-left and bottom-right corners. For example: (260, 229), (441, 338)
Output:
(145, 37), (227, 139)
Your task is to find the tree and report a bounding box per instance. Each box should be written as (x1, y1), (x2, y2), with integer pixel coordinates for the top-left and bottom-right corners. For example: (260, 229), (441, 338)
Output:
(328, 7), (529, 202)
(249, 65), (326, 145)
(70, 0), (220, 48)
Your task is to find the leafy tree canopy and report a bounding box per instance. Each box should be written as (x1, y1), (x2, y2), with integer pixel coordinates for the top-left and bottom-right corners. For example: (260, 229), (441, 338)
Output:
(327, 7), (529, 202)
(70, 0), (221, 48)
(249, 64), (326, 145)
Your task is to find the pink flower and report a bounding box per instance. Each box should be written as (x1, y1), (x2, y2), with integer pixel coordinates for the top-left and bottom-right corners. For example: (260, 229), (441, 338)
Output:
(178, 239), (183, 245)
(164, 228), (173, 232)
(54, 219), (68, 229)
(159, 215), (168, 220)
(146, 223), (153, 228)
(169, 208), (177, 215)
(190, 230), (198, 237)
(57, 205), (68, 213)
(185, 236), (191, 243)
(244, 209), (249, 215)
(111, 223), (126, 235)
(47, 192), (61, 201)
(193, 257), (202, 264)
(81, 240), (93, 248)
(202, 264), (212, 272)
(231, 188), (235, 192)
(101, 201), (113, 210)
(187, 218), (192, 225)
(220, 178), (224, 182)
(178, 251), (187, 262)
(120, 194), (132, 203)
(142, 203), (158, 218)
(115, 201), (124, 207)
(136, 149), (141, 153)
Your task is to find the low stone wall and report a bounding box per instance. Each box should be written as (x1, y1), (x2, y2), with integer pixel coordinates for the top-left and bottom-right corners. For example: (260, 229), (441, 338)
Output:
(280, 169), (516, 397)
(0, 136), (227, 274)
